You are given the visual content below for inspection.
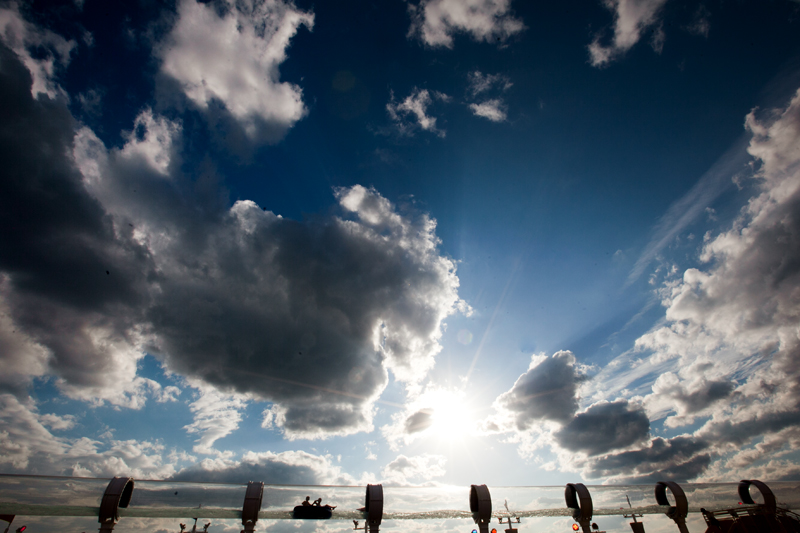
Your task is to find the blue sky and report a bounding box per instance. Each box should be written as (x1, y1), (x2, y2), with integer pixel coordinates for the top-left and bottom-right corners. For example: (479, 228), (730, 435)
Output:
(1, 0), (800, 491)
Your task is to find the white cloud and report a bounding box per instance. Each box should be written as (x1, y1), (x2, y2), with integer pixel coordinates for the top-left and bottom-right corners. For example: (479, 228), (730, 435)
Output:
(593, 87), (800, 481)
(483, 88), (800, 483)
(3, 31), (468, 443)
(466, 71), (512, 122)
(184, 386), (248, 454)
(0, 393), (178, 478)
(38, 413), (76, 431)
(0, 3), (75, 98)
(158, 0), (314, 143)
(386, 88), (449, 137)
(381, 453), (446, 486)
(588, 0), (669, 67)
(74, 106), (468, 438)
(469, 99), (507, 122)
(407, 0), (524, 49)
(171, 449), (358, 485)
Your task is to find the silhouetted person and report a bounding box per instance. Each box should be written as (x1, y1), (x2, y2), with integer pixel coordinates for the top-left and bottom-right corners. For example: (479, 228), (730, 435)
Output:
(302, 496), (311, 507)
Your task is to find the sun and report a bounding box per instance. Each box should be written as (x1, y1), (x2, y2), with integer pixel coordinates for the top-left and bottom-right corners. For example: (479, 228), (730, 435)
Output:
(420, 388), (477, 440)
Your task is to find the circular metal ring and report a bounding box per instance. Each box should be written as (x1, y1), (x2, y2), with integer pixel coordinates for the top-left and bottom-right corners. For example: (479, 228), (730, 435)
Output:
(655, 481), (688, 520)
(565, 483), (593, 523)
(365, 484), (384, 527)
(738, 480), (776, 514)
(470, 484), (492, 525)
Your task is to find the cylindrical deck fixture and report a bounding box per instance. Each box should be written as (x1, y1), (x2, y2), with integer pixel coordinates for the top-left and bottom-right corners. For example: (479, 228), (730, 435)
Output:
(241, 481), (263, 533)
(565, 483), (593, 533)
(655, 481), (688, 533)
(365, 484), (383, 533)
(98, 477), (134, 532)
(737, 479), (776, 515)
(470, 484), (492, 533)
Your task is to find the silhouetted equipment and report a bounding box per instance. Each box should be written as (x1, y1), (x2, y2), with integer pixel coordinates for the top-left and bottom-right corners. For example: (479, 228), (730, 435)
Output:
(1, 514), (14, 533)
(99, 476), (134, 531)
(364, 484), (383, 533)
(241, 481), (263, 533)
(699, 480), (800, 533)
(470, 484), (493, 533)
(656, 481), (689, 533)
(354, 484), (384, 532)
(566, 483), (596, 533)
(624, 494), (645, 533)
(498, 499), (521, 533)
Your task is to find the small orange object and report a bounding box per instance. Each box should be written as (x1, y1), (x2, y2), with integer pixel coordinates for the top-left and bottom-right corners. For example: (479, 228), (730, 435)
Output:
(573, 524), (580, 531)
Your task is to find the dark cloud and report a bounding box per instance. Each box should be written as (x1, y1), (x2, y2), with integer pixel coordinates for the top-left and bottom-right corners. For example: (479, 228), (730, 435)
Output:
(404, 409), (433, 434)
(0, 44), (153, 404)
(676, 380), (736, 414)
(584, 435), (711, 481)
(493, 351), (588, 428)
(555, 400), (650, 456)
(170, 454), (325, 485)
(0, 40), (465, 436)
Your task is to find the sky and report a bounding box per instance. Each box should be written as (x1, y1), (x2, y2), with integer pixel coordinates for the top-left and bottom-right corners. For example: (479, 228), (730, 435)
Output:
(1, 0), (800, 495)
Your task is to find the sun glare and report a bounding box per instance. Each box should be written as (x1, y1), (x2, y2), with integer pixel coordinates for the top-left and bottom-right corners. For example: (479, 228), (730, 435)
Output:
(422, 389), (476, 440)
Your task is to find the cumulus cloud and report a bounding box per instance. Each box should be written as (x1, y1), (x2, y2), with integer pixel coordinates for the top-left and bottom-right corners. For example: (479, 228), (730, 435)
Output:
(407, 0), (524, 49)
(554, 400), (650, 456)
(587, 87), (800, 481)
(588, 0), (669, 67)
(0, 2), (75, 98)
(78, 122), (466, 438)
(381, 453), (446, 486)
(158, 0), (313, 143)
(0, 43), (157, 408)
(489, 351), (589, 430)
(171, 450), (356, 485)
(0, 393), (178, 478)
(0, 29), (468, 445)
(582, 435), (712, 483)
(647, 372), (735, 428)
(386, 88), (449, 137)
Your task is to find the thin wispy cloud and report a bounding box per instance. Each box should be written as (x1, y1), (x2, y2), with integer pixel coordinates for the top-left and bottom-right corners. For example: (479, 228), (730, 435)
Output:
(626, 135), (752, 286)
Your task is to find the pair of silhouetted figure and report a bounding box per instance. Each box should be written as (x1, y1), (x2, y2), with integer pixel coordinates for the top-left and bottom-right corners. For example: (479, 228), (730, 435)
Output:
(301, 496), (336, 510)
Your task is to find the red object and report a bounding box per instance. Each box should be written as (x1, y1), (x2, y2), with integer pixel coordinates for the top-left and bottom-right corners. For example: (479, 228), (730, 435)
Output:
(17, 527), (26, 532)
(573, 524), (580, 531)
